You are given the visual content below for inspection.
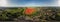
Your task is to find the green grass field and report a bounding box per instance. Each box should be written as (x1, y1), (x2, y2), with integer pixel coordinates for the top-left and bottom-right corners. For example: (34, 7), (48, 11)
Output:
(0, 7), (60, 22)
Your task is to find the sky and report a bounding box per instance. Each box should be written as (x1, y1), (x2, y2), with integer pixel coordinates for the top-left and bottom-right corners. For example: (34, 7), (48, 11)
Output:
(0, 0), (59, 7)
(9, 0), (54, 5)
(8, 0), (56, 7)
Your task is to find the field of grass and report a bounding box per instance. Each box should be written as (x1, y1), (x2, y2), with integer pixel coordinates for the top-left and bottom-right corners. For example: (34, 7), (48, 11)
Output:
(0, 7), (60, 22)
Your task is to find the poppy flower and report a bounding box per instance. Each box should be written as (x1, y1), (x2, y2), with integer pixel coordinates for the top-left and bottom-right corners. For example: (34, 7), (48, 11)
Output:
(24, 8), (36, 15)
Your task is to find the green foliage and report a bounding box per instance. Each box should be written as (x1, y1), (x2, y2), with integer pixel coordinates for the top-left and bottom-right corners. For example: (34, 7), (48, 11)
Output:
(0, 11), (8, 20)
(0, 7), (60, 21)
(0, 8), (25, 20)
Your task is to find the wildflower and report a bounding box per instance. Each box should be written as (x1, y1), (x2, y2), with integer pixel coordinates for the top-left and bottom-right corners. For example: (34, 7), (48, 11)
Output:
(24, 8), (36, 15)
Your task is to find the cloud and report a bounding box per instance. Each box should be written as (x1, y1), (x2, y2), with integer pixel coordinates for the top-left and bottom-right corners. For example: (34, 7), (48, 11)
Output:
(58, 0), (60, 6)
(0, 0), (8, 7)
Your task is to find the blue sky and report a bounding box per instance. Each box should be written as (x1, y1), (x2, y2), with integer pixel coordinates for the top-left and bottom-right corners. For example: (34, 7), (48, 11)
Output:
(9, 0), (53, 4)
(3, 0), (56, 7)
